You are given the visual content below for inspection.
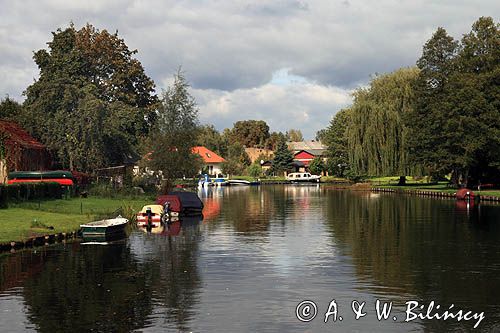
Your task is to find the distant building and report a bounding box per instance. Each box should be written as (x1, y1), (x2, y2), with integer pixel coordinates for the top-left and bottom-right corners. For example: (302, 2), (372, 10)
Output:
(286, 141), (328, 172)
(0, 120), (51, 183)
(244, 147), (274, 164)
(287, 141), (327, 158)
(192, 146), (225, 176)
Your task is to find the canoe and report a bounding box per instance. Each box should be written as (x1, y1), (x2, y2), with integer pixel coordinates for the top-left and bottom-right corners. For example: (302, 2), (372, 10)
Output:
(80, 216), (129, 240)
(8, 170), (74, 180)
(8, 178), (74, 186)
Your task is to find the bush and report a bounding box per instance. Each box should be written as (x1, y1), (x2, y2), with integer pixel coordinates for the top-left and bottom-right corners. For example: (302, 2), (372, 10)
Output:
(246, 163), (262, 178)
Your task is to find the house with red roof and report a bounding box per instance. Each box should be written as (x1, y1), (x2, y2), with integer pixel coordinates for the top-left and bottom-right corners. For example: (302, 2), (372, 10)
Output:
(192, 146), (225, 176)
(0, 120), (51, 183)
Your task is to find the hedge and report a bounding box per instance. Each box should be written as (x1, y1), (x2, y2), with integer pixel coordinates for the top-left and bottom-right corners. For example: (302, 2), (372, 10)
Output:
(0, 183), (64, 209)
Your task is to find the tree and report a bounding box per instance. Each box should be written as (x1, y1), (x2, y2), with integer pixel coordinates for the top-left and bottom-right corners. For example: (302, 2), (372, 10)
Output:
(271, 137), (293, 175)
(407, 17), (500, 185)
(286, 129), (303, 142)
(346, 67), (420, 177)
(265, 131), (286, 150)
(315, 129), (328, 142)
(22, 23), (157, 171)
(0, 96), (22, 120)
(147, 71), (201, 192)
(246, 163), (262, 178)
(196, 124), (227, 156)
(322, 109), (351, 177)
(309, 157), (325, 175)
(406, 27), (459, 180)
(230, 120), (270, 147)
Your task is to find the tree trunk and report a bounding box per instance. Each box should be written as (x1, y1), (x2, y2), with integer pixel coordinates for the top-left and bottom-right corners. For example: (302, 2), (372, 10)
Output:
(397, 176), (406, 186)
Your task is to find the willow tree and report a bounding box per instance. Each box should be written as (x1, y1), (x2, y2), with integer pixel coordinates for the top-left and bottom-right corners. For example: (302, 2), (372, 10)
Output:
(346, 67), (420, 177)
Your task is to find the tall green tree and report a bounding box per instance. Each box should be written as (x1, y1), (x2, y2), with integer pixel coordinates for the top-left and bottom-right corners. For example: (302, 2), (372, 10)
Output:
(230, 120), (270, 147)
(407, 17), (500, 185)
(147, 71), (201, 192)
(346, 67), (419, 176)
(323, 108), (351, 177)
(22, 23), (157, 171)
(271, 137), (293, 175)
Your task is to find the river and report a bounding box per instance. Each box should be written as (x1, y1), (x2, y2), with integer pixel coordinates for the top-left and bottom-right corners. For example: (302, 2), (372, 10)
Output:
(1, 185), (500, 332)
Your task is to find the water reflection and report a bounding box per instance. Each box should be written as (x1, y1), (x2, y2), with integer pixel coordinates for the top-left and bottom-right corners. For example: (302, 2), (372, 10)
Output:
(1, 187), (500, 332)
(322, 189), (500, 331)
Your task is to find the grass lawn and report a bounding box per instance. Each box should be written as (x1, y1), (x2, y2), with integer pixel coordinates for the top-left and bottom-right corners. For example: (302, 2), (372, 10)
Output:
(0, 196), (155, 243)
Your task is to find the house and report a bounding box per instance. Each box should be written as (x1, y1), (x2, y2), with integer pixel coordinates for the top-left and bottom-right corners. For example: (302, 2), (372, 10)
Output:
(192, 146), (225, 176)
(244, 147), (274, 164)
(287, 141), (328, 173)
(0, 120), (51, 183)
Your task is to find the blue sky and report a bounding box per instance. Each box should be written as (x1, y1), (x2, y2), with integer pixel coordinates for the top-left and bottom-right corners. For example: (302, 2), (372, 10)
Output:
(1, 1), (498, 138)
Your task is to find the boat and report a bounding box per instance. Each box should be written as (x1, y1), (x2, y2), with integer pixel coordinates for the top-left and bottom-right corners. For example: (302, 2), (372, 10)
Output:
(456, 188), (480, 203)
(8, 170), (75, 186)
(80, 216), (129, 241)
(226, 179), (260, 186)
(156, 191), (204, 216)
(136, 204), (165, 228)
(8, 170), (73, 179)
(286, 172), (321, 183)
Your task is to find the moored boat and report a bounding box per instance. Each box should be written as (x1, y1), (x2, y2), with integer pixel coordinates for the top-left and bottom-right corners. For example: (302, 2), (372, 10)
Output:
(286, 172), (321, 183)
(80, 216), (129, 240)
(136, 205), (165, 228)
(226, 179), (260, 186)
(156, 191), (204, 216)
(8, 170), (75, 186)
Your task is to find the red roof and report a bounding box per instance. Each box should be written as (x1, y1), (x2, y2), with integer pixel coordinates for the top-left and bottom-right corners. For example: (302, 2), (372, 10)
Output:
(192, 146), (225, 163)
(294, 150), (315, 160)
(0, 120), (45, 149)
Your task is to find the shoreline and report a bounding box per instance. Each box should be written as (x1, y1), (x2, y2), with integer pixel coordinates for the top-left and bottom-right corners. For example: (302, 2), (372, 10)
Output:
(0, 231), (79, 254)
(370, 187), (500, 203)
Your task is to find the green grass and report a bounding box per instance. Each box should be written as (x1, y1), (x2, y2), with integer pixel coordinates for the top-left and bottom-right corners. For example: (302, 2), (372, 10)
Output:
(0, 196), (155, 243)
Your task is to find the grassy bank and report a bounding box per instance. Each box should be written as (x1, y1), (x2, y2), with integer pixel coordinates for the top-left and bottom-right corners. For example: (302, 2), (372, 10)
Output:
(0, 196), (154, 243)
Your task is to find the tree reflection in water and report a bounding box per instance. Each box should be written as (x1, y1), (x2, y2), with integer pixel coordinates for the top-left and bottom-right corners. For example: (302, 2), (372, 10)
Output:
(322, 189), (500, 331)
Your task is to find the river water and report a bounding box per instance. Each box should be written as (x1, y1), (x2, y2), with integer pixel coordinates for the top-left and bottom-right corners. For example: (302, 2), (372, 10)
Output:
(1, 185), (500, 332)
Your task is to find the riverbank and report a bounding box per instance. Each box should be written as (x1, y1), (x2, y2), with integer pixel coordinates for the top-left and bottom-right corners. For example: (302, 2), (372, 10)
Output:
(0, 196), (153, 244)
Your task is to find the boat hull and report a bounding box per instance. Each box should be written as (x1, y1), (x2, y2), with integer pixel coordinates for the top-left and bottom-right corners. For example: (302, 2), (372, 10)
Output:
(80, 217), (129, 240)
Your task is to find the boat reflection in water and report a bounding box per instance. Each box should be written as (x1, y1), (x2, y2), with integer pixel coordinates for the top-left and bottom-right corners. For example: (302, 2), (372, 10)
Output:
(139, 215), (204, 236)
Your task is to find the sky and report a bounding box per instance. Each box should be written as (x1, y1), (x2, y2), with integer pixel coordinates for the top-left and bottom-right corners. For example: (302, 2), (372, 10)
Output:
(0, 1), (498, 139)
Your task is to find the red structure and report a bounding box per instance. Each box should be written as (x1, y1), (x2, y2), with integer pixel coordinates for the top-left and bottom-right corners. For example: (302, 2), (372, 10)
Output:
(0, 120), (50, 171)
(293, 150), (316, 166)
(456, 188), (480, 202)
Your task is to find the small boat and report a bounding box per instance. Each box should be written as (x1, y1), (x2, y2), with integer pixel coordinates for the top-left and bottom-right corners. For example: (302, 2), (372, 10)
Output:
(136, 205), (165, 228)
(286, 172), (321, 183)
(456, 188), (480, 203)
(156, 191), (204, 216)
(226, 179), (260, 186)
(80, 216), (129, 241)
(8, 170), (75, 186)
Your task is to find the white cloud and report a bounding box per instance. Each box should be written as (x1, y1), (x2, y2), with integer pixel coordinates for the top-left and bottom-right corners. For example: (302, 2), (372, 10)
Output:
(0, 0), (498, 135)
(192, 70), (352, 139)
